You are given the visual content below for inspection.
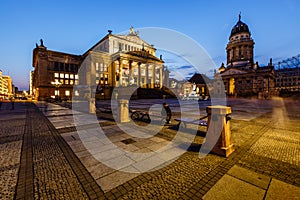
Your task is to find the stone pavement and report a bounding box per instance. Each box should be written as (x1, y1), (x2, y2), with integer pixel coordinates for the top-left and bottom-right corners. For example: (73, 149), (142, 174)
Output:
(0, 98), (299, 199)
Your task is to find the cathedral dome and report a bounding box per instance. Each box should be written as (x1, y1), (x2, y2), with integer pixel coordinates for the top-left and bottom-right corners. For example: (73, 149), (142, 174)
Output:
(229, 14), (250, 38)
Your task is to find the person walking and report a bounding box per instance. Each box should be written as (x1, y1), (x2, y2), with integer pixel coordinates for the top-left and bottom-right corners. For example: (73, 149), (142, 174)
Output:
(10, 97), (15, 110)
(161, 102), (172, 124)
(0, 98), (3, 110)
(44, 102), (48, 112)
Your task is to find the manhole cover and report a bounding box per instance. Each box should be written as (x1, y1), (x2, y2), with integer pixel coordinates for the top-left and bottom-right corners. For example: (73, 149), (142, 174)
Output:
(121, 138), (136, 145)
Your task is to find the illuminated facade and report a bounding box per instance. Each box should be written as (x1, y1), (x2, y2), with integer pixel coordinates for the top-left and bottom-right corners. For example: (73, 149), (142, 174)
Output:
(0, 70), (13, 99)
(32, 41), (81, 101)
(32, 27), (166, 100)
(216, 14), (275, 98)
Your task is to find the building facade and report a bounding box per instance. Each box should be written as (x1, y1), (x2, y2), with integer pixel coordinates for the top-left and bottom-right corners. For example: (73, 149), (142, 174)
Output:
(0, 70), (13, 99)
(32, 27), (167, 101)
(274, 56), (300, 96)
(216, 14), (275, 98)
(32, 41), (81, 101)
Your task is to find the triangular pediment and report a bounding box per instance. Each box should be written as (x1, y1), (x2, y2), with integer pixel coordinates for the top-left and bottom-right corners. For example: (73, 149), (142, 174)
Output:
(220, 68), (248, 76)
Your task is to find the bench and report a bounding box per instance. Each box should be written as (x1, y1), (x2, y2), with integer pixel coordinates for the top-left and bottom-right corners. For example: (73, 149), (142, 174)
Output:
(130, 110), (162, 123)
(97, 107), (112, 113)
(175, 116), (208, 129)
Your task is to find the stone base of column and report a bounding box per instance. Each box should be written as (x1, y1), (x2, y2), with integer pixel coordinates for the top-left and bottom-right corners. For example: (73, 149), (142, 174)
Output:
(211, 143), (235, 157)
(117, 99), (130, 123)
(89, 98), (96, 114)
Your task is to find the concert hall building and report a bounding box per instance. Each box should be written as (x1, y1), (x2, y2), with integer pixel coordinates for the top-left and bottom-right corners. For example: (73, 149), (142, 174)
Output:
(32, 27), (168, 100)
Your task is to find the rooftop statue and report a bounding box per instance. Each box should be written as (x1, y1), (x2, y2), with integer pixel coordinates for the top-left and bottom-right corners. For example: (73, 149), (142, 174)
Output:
(129, 26), (139, 36)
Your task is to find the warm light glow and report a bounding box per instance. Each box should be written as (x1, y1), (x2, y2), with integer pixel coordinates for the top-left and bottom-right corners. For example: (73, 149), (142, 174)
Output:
(229, 78), (235, 95)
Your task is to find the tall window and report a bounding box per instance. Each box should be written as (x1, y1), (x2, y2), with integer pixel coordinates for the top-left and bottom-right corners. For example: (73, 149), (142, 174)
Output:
(59, 63), (64, 71)
(54, 62), (59, 71)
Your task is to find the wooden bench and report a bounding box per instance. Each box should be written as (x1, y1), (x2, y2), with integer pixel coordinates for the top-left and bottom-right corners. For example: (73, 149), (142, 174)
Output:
(175, 116), (208, 129)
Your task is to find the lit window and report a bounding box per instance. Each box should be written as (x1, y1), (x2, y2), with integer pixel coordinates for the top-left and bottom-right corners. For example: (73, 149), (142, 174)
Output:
(54, 73), (59, 78)
(75, 75), (78, 79)
(96, 62), (99, 71)
(65, 74), (69, 79)
(100, 63), (103, 71)
(96, 73), (99, 77)
(104, 64), (108, 72)
(60, 73), (64, 78)
(75, 90), (79, 96)
(70, 80), (74, 85)
(65, 90), (70, 96)
(75, 80), (78, 85)
(70, 74), (74, 79)
(65, 80), (69, 84)
(55, 79), (59, 82)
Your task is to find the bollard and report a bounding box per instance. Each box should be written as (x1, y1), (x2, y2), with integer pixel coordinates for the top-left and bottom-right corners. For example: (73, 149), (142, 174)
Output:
(205, 105), (234, 157)
(89, 98), (96, 113)
(117, 99), (130, 123)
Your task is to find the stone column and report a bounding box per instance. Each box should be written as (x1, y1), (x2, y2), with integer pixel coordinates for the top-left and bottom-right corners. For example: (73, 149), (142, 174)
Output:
(159, 66), (163, 88)
(117, 99), (130, 123)
(138, 62), (141, 87)
(204, 106), (234, 157)
(152, 65), (156, 88)
(111, 60), (115, 87)
(119, 59), (122, 86)
(146, 64), (149, 88)
(129, 60), (132, 85)
(88, 60), (96, 113)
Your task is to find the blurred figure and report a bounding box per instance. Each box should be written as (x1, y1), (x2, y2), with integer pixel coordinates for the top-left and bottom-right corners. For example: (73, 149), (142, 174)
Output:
(161, 102), (172, 124)
(44, 102), (48, 112)
(0, 98), (3, 110)
(10, 97), (15, 110)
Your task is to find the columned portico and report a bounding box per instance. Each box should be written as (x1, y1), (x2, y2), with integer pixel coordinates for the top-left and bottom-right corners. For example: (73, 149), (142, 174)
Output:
(111, 50), (164, 89)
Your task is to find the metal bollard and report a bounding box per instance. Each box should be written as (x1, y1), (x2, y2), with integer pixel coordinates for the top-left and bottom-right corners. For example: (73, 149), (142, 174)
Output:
(205, 105), (234, 157)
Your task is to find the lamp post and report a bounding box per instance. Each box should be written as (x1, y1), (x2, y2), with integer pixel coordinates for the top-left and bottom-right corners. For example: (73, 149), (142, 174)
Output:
(51, 80), (63, 101)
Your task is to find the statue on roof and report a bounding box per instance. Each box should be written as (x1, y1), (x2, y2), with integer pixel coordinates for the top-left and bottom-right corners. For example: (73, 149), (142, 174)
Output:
(40, 39), (44, 47)
(238, 12), (241, 21)
(129, 26), (139, 36)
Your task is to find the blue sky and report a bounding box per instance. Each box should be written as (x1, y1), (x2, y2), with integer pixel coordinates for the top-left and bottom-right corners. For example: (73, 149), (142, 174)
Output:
(0, 0), (300, 90)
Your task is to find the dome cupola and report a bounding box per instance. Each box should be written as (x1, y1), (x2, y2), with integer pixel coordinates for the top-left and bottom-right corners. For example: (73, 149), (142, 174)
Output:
(230, 13), (250, 38)
(226, 13), (255, 69)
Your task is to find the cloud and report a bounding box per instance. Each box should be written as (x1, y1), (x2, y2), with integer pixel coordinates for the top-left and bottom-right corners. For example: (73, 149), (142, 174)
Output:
(177, 65), (193, 70)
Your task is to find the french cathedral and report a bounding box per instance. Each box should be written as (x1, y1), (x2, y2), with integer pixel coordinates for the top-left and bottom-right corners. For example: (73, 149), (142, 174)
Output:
(216, 14), (276, 98)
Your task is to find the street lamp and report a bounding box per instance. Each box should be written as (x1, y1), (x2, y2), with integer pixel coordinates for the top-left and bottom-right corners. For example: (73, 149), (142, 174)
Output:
(51, 80), (63, 101)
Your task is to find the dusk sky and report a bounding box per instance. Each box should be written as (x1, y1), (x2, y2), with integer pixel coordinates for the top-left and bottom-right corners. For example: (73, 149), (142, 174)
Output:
(0, 0), (300, 90)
